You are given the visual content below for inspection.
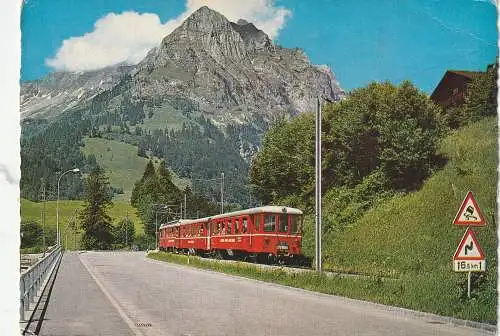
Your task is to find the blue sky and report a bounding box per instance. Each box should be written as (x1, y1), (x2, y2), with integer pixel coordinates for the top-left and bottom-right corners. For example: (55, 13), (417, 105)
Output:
(21, 0), (498, 93)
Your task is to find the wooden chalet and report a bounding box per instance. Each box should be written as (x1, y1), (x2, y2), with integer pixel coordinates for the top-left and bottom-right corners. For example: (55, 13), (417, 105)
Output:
(430, 70), (484, 109)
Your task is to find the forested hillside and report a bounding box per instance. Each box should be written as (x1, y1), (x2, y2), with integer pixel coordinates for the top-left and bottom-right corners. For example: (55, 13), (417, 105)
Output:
(20, 105), (263, 207)
(249, 66), (497, 322)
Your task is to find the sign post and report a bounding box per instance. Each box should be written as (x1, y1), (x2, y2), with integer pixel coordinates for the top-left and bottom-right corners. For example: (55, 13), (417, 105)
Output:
(467, 272), (471, 299)
(452, 192), (486, 299)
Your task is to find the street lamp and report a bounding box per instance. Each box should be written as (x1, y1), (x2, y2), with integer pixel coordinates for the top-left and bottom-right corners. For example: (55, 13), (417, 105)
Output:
(315, 95), (334, 272)
(57, 168), (80, 247)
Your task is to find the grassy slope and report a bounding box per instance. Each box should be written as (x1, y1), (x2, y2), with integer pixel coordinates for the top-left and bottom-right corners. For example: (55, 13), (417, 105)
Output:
(319, 117), (497, 322)
(20, 199), (144, 249)
(81, 137), (190, 202)
(141, 105), (193, 131)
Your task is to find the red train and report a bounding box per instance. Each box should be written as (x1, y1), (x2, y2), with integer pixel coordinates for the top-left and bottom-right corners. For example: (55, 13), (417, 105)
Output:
(158, 206), (305, 263)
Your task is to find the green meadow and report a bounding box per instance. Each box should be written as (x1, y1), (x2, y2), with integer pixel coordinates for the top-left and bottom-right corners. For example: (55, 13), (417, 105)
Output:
(20, 198), (144, 250)
(82, 137), (190, 202)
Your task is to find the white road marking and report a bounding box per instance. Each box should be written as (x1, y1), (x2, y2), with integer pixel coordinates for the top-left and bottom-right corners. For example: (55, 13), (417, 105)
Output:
(78, 253), (146, 336)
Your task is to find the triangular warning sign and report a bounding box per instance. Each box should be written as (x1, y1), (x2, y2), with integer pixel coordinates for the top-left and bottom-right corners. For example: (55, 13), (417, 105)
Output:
(453, 191), (486, 226)
(453, 227), (485, 260)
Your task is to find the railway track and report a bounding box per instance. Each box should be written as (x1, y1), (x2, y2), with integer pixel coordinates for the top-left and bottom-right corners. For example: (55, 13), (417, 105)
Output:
(156, 251), (399, 281)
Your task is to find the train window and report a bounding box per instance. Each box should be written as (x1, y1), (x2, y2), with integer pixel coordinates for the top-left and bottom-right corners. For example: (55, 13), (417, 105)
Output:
(234, 218), (240, 234)
(278, 214), (288, 233)
(264, 214), (276, 232)
(254, 214), (261, 232)
(227, 219), (232, 235)
(291, 215), (302, 233)
(242, 218), (248, 233)
(220, 221), (225, 235)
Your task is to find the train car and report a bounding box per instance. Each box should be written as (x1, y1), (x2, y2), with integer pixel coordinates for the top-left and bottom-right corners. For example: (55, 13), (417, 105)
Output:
(159, 206), (304, 263)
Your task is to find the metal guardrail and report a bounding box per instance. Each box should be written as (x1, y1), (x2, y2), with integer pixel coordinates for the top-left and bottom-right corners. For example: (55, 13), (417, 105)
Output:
(19, 246), (62, 322)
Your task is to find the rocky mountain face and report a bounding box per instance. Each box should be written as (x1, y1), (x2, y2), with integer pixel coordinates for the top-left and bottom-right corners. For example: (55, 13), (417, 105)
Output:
(133, 6), (344, 125)
(21, 6), (344, 126)
(20, 6), (345, 205)
(20, 65), (133, 120)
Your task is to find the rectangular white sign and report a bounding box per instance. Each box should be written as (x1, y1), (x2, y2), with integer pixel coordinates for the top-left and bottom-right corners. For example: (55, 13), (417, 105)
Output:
(453, 260), (486, 272)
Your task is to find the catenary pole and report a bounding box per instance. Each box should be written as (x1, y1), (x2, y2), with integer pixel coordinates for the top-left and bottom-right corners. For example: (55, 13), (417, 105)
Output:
(221, 172), (224, 214)
(315, 96), (322, 272)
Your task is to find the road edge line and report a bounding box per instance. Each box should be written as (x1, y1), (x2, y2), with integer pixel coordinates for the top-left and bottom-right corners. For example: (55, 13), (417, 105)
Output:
(78, 253), (145, 336)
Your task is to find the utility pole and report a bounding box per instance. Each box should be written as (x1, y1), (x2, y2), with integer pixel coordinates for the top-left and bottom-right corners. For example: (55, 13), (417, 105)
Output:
(155, 210), (158, 250)
(125, 213), (128, 247)
(315, 96), (322, 272)
(73, 209), (78, 250)
(221, 172), (224, 214)
(40, 178), (46, 257)
(74, 220), (76, 250)
(314, 95), (334, 272)
(184, 192), (187, 218)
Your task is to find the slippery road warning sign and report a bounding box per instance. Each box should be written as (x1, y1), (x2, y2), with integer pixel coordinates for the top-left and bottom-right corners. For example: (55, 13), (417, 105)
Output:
(452, 191), (486, 226)
(453, 227), (485, 272)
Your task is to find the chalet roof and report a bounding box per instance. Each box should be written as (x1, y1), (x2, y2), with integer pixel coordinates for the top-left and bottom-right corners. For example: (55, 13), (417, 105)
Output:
(446, 70), (483, 80)
(430, 69), (485, 103)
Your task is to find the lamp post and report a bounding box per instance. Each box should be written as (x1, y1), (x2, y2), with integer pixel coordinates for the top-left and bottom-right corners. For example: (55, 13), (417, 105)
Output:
(56, 168), (80, 247)
(315, 96), (334, 272)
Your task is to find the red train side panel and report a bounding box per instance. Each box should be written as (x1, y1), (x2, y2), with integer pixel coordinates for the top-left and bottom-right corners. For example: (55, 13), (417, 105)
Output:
(159, 206), (303, 257)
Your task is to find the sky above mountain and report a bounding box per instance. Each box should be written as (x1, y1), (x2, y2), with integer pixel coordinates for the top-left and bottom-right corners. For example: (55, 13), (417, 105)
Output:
(21, 0), (498, 93)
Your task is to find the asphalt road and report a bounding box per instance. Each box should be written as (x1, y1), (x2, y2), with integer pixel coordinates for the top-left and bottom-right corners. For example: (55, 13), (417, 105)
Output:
(38, 252), (134, 336)
(40, 251), (493, 336)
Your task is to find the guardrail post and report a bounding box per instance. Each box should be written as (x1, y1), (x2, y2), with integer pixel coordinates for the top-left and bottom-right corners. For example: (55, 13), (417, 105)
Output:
(19, 279), (25, 321)
(20, 246), (62, 323)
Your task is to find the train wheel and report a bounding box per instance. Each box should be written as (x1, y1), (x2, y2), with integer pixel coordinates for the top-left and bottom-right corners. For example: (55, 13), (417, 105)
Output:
(215, 250), (225, 260)
(252, 253), (261, 264)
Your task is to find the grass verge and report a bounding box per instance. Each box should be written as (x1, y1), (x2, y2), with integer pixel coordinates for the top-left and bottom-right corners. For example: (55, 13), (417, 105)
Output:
(147, 252), (495, 324)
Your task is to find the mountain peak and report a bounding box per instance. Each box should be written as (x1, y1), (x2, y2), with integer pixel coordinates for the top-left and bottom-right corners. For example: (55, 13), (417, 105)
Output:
(186, 5), (229, 24)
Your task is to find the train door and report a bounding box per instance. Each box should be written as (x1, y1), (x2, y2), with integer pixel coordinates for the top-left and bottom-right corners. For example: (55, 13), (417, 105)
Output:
(252, 214), (261, 252)
(242, 216), (250, 248)
(207, 221), (211, 250)
(277, 212), (289, 255)
(263, 213), (277, 253)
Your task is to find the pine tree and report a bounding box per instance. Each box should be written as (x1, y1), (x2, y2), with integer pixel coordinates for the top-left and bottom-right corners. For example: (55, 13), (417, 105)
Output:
(158, 160), (181, 204)
(79, 167), (114, 250)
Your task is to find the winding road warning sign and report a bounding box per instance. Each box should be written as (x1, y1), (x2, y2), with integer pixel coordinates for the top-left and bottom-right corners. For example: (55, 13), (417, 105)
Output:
(452, 191), (486, 226)
(454, 227), (485, 260)
(453, 227), (486, 272)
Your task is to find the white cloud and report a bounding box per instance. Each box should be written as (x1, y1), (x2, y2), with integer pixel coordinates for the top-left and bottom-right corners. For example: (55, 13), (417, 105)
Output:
(46, 0), (291, 72)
